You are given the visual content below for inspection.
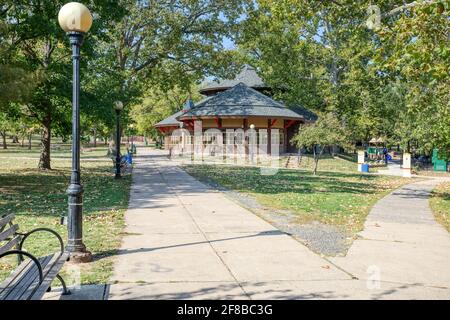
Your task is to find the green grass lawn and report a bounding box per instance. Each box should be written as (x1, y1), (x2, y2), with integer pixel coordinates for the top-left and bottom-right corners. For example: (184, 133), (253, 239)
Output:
(282, 154), (359, 172)
(0, 147), (131, 286)
(0, 144), (111, 159)
(430, 182), (450, 232)
(183, 164), (410, 233)
(189, 152), (379, 173)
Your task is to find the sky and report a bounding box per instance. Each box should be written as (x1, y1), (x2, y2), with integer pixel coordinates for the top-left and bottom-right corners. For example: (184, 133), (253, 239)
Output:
(223, 37), (236, 50)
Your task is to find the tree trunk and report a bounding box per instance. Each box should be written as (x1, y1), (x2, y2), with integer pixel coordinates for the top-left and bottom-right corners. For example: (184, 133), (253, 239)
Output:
(313, 159), (319, 175)
(38, 116), (52, 170)
(312, 145), (324, 175)
(28, 133), (32, 150)
(12, 135), (19, 143)
(1, 131), (6, 149)
(312, 145), (317, 175)
(93, 127), (97, 148)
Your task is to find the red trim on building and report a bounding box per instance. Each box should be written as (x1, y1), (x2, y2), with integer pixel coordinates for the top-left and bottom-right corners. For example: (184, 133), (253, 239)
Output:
(214, 118), (222, 128)
(183, 120), (194, 130)
(284, 120), (296, 129)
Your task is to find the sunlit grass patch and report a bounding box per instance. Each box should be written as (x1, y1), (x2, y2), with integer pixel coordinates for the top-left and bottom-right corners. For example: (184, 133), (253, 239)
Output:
(0, 149), (131, 285)
(430, 183), (450, 232)
(183, 164), (410, 233)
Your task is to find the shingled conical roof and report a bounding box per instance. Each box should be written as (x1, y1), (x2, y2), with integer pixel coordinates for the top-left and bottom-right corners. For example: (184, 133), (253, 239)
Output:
(154, 110), (184, 128)
(199, 65), (269, 95)
(178, 83), (304, 120)
(154, 96), (213, 128)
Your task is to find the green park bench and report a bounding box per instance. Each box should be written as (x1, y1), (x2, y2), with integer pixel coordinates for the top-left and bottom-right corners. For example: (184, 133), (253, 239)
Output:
(0, 214), (70, 300)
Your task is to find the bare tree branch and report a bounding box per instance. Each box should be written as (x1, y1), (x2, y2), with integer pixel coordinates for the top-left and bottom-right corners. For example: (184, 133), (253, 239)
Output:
(384, 0), (439, 17)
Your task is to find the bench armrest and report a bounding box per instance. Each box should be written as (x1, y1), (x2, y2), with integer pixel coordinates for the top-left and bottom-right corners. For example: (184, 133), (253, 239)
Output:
(19, 228), (64, 259)
(0, 250), (44, 285)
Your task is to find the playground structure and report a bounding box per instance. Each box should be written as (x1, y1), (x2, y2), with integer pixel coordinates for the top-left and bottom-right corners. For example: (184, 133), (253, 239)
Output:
(366, 138), (388, 164)
(432, 149), (449, 172)
(366, 146), (388, 163)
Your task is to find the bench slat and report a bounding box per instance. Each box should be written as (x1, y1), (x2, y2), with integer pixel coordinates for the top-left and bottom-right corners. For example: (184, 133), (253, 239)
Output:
(0, 236), (21, 255)
(0, 214), (14, 229)
(18, 253), (59, 300)
(0, 224), (18, 242)
(0, 252), (66, 300)
(16, 254), (58, 300)
(30, 252), (69, 300)
(0, 259), (33, 298)
(0, 219), (69, 300)
(3, 255), (54, 301)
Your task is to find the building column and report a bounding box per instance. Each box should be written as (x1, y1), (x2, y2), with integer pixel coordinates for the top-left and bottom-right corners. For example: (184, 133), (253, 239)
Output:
(267, 119), (272, 156)
(283, 120), (288, 153)
(243, 118), (249, 159)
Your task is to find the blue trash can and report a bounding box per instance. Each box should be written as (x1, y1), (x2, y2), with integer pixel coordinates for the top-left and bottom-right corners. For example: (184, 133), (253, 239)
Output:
(361, 163), (369, 173)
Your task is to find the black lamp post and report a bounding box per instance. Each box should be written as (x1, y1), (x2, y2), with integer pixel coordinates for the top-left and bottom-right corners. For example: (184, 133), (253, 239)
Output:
(58, 2), (93, 263)
(114, 101), (124, 179)
(129, 124), (135, 154)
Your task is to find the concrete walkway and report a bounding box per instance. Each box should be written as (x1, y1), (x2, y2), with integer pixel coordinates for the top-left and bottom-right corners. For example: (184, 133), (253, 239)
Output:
(377, 160), (405, 177)
(330, 177), (450, 294)
(107, 149), (450, 299)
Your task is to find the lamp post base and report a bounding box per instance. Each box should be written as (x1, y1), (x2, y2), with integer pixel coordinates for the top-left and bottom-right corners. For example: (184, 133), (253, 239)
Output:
(68, 250), (93, 263)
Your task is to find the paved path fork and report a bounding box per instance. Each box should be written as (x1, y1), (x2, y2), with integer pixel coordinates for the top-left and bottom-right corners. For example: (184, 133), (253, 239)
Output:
(109, 149), (351, 299)
(109, 149), (450, 299)
(330, 177), (450, 297)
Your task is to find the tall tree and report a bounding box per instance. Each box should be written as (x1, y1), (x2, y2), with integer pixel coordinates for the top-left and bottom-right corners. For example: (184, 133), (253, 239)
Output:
(0, 3), (35, 110)
(293, 113), (349, 175)
(373, 0), (450, 157)
(131, 84), (202, 139)
(0, 103), (23, 149)
(238, 1), (449, 157)
(238, 1), (384, 111)
(101, 0), (245, 110)
(0, 113), (11, 149)
(240, 0), (371, 148)
(2, 0), (124, 169)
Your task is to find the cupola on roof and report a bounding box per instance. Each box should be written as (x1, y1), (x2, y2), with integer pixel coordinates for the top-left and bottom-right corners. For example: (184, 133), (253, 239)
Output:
(199, 65), (269, 96)
(179, 83), (303, 121)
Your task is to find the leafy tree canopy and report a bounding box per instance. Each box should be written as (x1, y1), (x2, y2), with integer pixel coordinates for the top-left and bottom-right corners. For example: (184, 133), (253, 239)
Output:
(238, 0), (449, 158)
(131, 84), (202, 139)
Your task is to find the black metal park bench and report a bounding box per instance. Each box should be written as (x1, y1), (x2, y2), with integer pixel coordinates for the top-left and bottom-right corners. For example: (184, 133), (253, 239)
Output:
(0, 214), (70, 300)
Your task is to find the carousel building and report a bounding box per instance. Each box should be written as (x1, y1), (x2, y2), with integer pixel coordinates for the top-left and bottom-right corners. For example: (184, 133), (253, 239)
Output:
(154, 65), (317, 155)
